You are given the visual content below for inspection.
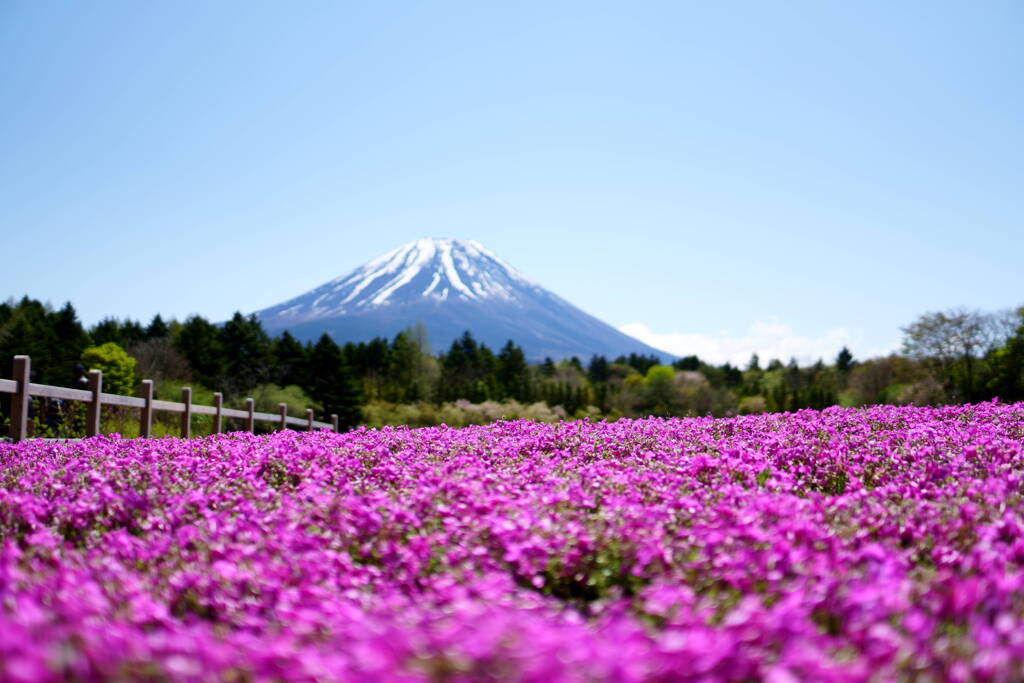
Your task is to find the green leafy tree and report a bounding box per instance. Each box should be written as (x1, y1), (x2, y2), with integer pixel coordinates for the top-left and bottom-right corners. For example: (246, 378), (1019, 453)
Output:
(81, 342), (137, 395)
(640, 365), (683, 415)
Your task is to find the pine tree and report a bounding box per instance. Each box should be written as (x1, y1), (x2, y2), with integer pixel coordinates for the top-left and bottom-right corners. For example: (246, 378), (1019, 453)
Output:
(836, 347), (854, 374)
(145, 314), (170, 340)
(120, 320), (147, 347)
(306, 334), (362, 428)
(174, 315), (225, 390)
(272, 331), (309, 387)
(219, 313), (273, 395)
(89, 317), (123, 346)
(437, 332), (501, 402)
(48, 302), (91, 385)
(587, 355), (610, 384)
(674, 355), (701, 372)
(497, 340), (530, 401)
(390, 324), (434, 402)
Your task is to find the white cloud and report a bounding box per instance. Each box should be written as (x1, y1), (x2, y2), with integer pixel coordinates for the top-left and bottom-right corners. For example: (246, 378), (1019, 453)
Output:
(620, 320), (896, 367)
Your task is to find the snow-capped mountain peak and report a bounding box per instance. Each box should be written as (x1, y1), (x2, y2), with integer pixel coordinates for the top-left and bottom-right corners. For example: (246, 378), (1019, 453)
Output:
(254, 238), (673, 362)
(276, 238), (538, 321)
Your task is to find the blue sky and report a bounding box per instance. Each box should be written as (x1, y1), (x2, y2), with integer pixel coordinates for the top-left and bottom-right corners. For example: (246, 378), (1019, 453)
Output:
(1, 2), (1021, 365)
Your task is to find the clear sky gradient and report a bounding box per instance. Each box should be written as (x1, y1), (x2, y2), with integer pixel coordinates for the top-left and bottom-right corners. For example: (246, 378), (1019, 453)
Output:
(1, 2), (1021, 365)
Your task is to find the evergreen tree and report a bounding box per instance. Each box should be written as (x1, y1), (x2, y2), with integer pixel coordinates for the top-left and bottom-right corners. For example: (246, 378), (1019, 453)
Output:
(0, 298), (89, 385)
(0, 298), (55, 381)
(389, 329), (419, 401)
(713, 362), (743, 388)
(48, 302), (91, 384)
(587, 355), (610, 384)
(219, 313), (273, 395)
(674, 355), (701, 371)
(440, 332), (479, 401)
(497, 340), (530, 401)
(145, 314), (170, 340)
(89, 317), (124, 346)
(616, 353), (659, 375)
(272, 331), (309, 387)
(388, 324), (435, 402)
(120, 320), (147, 347)
(174, 315), (225, 390)
(306, 334), (362, 428)
(363, 337), (392, 399)
(836, 346), (854, 374)
(439, 331), (497, 402)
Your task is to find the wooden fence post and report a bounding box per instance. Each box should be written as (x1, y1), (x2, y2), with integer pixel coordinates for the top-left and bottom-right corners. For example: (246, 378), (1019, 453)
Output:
(140, 380), (153, 437)
(278, 403), (287, 431)
(213, 392), (223, 434)
(181, 387), (192, 439)
(10, 356), (30, 442)
(245, 398), (255, 433)
(86, 369), (102, 437)
(306, 408), (314, 431)
(331, 414), (339, 433)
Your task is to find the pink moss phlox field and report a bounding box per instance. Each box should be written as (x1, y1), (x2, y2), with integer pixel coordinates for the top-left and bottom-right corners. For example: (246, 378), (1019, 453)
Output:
(2, 402), (1024, 681)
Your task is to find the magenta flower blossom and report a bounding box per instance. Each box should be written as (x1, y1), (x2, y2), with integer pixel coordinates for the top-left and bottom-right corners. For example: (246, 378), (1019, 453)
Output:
(1, 401), (1023, 680)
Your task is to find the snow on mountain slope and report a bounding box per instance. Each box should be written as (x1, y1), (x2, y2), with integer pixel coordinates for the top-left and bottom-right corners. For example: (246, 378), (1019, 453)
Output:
(266, 238), (539, 322)
(254, 238), (674, 362)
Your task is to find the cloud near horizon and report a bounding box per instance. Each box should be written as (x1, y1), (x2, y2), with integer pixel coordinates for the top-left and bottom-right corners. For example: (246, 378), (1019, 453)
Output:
(620, 320), (897, 367)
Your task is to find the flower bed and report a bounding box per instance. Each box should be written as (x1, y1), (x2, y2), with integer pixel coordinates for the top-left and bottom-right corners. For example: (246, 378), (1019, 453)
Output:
(2, 402), (1023, 680)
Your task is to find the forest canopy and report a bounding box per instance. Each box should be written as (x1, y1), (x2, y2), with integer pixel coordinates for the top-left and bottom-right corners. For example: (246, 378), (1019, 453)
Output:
(2, 296), (1022, 435)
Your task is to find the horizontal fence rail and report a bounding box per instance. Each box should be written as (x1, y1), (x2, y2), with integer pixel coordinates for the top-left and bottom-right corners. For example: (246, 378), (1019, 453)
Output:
(1, 355), (338, 442)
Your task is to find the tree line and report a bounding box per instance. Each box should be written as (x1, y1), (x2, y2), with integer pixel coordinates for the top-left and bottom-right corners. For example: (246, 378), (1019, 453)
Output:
(2, 296), (1023, 435)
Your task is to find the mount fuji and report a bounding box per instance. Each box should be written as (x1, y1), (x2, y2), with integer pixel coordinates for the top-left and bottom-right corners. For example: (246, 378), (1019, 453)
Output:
(253, 238), (673, 362)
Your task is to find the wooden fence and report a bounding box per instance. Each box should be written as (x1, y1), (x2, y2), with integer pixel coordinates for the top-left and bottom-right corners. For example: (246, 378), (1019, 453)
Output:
(0, 355), (338, 442)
